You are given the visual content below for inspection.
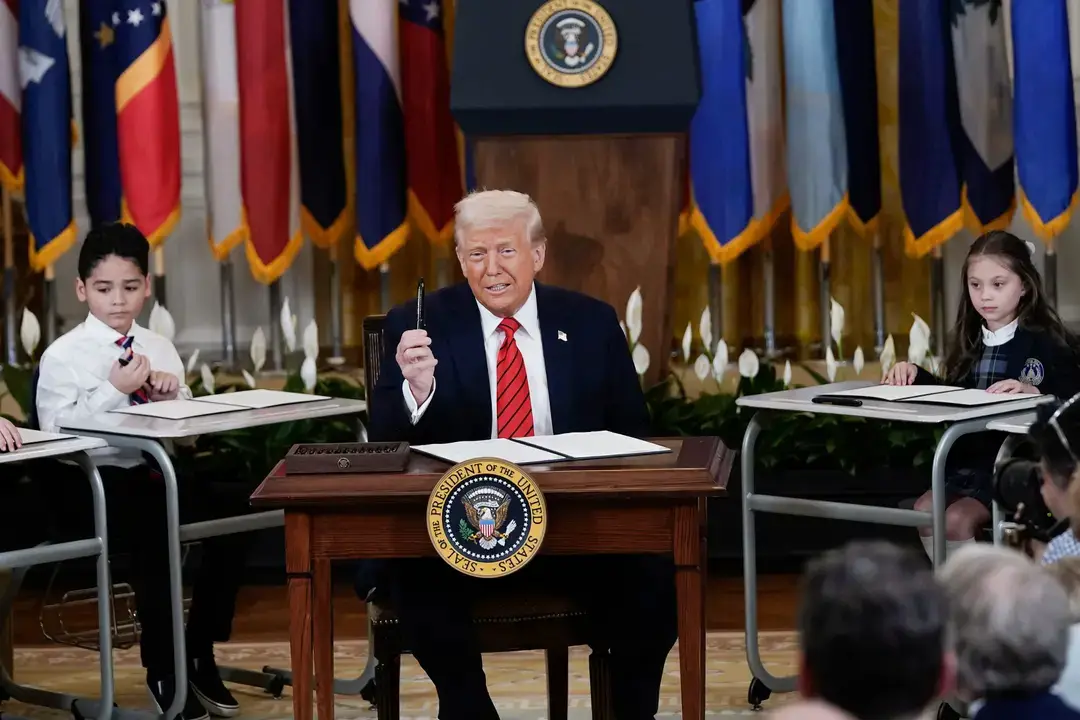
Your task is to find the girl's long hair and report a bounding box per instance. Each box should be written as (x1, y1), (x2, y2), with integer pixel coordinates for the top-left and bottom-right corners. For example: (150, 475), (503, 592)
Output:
(942, 230), (1080, 383)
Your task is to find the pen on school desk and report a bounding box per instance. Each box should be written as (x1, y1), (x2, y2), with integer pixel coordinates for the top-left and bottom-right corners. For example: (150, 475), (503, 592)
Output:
(416, 278), (426, 330)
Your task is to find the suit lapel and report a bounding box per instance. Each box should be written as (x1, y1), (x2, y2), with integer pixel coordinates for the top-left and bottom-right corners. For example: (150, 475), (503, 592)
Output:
(444, 284), (492, 435)
(536, 284), (572, 434)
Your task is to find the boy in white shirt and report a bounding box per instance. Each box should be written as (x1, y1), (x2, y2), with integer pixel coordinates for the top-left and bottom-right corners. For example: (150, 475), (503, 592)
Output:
(36, 224), (248, 720)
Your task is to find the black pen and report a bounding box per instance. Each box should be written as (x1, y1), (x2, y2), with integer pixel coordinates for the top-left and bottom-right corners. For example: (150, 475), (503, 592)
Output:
(416, 277), (425, 330)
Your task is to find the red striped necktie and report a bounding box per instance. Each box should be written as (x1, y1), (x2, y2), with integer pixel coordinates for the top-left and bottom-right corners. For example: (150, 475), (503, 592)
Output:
(115, 336), (150, 405)
(496, 317), (534, 439)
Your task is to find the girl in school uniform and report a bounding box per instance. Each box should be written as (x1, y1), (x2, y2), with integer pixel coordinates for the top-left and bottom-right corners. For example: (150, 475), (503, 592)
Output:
(885, 230), (1080, 560)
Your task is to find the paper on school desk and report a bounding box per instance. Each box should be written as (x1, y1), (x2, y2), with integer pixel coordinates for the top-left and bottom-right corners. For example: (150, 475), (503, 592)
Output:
(908, 388), (1038, 407)
(516, 431), (671, 460)
(16, 428), (74, 444)
(192, 389), (330, 409)
(826, 384), (964, 401)
(109, 399), (244, 420)
(411, 439), (565, 465)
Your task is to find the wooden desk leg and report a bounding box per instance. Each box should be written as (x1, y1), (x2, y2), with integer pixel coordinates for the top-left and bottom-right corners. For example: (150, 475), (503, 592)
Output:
(286, 513), (314, 720)
(674, 503), (706, 720)
(313, 558), (335, 720)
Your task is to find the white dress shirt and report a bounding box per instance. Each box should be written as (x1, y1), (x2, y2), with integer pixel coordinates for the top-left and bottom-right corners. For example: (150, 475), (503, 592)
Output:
(36, 312), (192, 467)
(981, 318), (1018, 347)
(403, 284), (553, 438)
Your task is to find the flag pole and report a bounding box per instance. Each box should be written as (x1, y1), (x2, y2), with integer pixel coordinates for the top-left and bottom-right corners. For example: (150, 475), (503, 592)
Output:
(871, 230), (886, 352)
(379, 262), (391, 313)
(818, 237), (832, 359)
(1045, 238), (1058, 308)
(930, 245), (946, 358)
(219, 258), (237, 368)
(152, 247), (166, 306)
(328, 249), (345, 365)
(269, 280), (283, 371)
(762, 234), (777, 358)
(707, 261), (723, 347)
(1, 188), (15, 364)
(43, 264), (57, 346)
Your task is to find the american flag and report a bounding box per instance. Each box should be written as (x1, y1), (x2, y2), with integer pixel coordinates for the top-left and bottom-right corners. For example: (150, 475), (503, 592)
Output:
(0, 0), (20, 192)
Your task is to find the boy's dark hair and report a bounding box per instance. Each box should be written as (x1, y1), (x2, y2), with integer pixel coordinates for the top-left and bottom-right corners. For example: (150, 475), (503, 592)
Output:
(77, 223), (150, 280)
(944, 230), (1080, 383)
(799, 540), (946, 720)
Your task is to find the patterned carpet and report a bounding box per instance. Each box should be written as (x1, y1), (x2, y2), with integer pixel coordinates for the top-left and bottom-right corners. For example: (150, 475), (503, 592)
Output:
(4, 632), (799, 719)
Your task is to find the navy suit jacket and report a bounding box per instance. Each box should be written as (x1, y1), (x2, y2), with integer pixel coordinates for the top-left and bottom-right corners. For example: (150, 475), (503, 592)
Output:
(975, 691), (1080, 720)
(369, 282), (650, 444)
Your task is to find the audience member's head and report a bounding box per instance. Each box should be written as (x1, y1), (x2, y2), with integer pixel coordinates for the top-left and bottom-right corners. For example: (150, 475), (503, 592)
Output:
(1030, 392), (1080, 528)
(1046, 557), (1080, 622)
(769, 699), (855, 720)
(940, 544), (1071, 699)
(798, 540), (951, 719)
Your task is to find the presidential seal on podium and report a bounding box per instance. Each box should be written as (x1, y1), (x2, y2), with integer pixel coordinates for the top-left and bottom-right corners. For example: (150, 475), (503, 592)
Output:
(525, 0), (618, 88)
(427, 458), (547, 577)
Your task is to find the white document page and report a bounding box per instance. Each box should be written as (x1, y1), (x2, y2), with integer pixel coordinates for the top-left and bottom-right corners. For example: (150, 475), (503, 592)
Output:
(16, 428), (74, 445)
(109, 399), (244, 420)
(412, 439), (565, 465)
(825, 385), (965, 401)
(515, 431), (671, 460)
(193, 389), (329, 409)
(909, 389), (1038, 407)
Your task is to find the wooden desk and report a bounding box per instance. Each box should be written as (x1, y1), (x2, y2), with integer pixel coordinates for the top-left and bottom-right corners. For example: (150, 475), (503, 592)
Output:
(251, 436), (731, 720)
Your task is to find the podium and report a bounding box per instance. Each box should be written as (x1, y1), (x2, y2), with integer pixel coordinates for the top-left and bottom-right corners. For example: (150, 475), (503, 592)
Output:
(253, 436), (730, 720)
(451, 0), (700, 384)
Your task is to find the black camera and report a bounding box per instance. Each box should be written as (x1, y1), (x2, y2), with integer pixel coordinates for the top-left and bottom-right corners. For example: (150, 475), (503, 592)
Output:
(993, 457), (1066, 544)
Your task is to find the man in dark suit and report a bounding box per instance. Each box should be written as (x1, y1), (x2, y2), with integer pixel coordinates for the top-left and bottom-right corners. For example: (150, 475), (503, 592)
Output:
(368, 189), (676, 720)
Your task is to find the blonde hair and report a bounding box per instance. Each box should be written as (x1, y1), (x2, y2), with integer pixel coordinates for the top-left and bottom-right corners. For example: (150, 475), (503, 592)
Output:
(1047, 557), (1080, 622)
(453, 189), (546, 247)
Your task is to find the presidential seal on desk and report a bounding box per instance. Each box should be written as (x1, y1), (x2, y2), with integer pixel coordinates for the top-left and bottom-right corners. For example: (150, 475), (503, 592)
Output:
(427, 458), (546, 578)
(525, 0), (617, 88)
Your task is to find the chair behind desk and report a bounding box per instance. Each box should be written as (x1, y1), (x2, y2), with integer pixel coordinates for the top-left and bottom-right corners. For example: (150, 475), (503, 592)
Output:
(359, 312), (613, 720)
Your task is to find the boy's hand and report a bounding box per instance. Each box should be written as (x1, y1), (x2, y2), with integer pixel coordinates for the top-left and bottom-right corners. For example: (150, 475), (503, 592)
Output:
(145, 370), (180, 401)
(109, 354), (151, 395)
(0, 417), (22, 452)
(884, 362), (919, 386)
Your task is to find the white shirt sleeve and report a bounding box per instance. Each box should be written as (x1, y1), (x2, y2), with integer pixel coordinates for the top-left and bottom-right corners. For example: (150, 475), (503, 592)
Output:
(401, 378), (436, 424)
(35, 351), (129, 433)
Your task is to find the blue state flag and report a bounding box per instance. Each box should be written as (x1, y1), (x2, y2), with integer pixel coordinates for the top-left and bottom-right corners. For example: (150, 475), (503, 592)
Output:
(782, 0), (848, 251)
(898, 0), (964, 257)
(1011, 0), (1077, 240)
(20, 0), (76, 271)
(78, 0), (123, 229)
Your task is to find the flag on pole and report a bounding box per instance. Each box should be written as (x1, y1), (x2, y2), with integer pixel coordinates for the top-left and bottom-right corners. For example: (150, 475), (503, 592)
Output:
(898, 0), (964, 257)
(686, 0), (786, 265)
(950, 0), (1014, 234)
(350, 0), (408, 269)
(78, 0), (123, 229)
(235, 0), (303, 284)
(20, 0), (77, 270)
(833, 0), (881, 237)
(289, 0), (348, 249)
(199, 0), (245, 260)
(1011, 0), (1077, 240)
(782, 0), (848, 250)
(400, 0), (462, 245)
(0, 0), (21, 191)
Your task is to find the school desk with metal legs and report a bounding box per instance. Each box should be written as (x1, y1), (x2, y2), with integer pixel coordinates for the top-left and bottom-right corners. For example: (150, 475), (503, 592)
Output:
(735, 382), (1050, 710)
(0, 434), (118, 720)
(59, 397), (368, 719)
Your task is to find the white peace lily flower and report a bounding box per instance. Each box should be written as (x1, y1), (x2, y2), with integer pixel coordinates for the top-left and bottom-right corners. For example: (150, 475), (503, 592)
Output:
(302, 319), (319, 360)
(738, 349), (760, 379)
(200, 363), (215, 394)
(681, 322), (692, 363)
(698, 306), (712, 355)
(250, 327), (267, 374)
(693, 354), (710, 381)
(19, 308), (40, 357)
(242, 369), (257, 389)
(620, 321), (627, 340)
(783, 359), (792, 387)
(185, 349), (200, 375)
(148, 302), (175, 342)
(300, 356), (318, 392)
(631, 343), (650, 375)
(712, 339), (729, 381)
(830, 297), (845, 349)
(879, 334), (896, 377)
(625, 287), (643, 345)
(909, 313), (931, 366)
(825, 345), (838, 382)
(853, 346), (865, 376)
(279, 297), (297, 353)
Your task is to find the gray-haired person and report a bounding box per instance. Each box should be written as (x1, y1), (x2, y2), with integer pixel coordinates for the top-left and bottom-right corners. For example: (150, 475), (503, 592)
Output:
(940, 544), (1080, 719)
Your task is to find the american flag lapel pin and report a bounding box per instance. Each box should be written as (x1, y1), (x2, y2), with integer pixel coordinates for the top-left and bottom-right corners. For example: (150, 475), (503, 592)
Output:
(558, 331), (567, 342)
